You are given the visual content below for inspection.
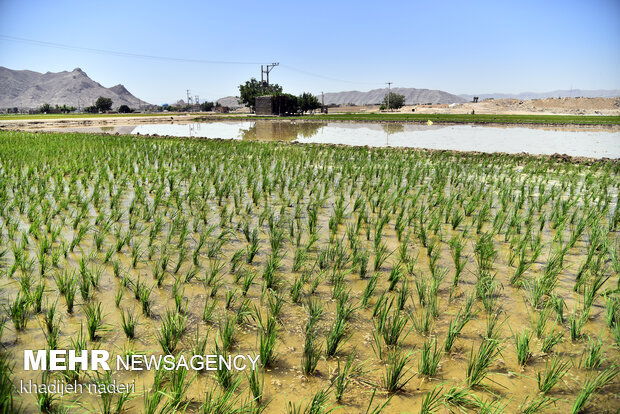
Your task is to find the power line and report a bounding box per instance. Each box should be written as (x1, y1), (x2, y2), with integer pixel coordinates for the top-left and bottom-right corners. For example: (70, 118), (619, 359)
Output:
(1, 34), (389, 88)
(0, 34), (263, 65)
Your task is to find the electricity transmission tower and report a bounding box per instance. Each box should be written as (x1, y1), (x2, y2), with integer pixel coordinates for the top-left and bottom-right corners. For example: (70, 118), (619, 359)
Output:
(386, 82), (392, 111)
(261, 63), (279, 89)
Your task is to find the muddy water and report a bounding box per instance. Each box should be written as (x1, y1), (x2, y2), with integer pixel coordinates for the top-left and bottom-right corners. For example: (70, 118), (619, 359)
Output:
(41, 119), (620, 159)
(0, 132), (618, 413)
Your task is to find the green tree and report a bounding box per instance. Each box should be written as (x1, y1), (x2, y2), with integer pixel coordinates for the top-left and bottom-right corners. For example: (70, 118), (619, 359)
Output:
(95, 96), (113, 112)
(298, 93), (321, 113)
(381, 92), (405, 110)
(199, 101), (215, 112)
(39, 103), (51, 113)
(238, 78), (282, 111)
(118, 105), (133, 113)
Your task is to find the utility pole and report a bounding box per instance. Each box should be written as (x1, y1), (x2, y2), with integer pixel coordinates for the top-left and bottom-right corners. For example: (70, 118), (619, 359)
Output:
(261, 63), (279, 89)
(386, 82), (392, 111)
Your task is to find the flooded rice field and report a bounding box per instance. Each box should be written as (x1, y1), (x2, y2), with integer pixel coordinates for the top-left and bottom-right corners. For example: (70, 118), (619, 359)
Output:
(43, 119), (620, 159)
(0, 129), (618, 413)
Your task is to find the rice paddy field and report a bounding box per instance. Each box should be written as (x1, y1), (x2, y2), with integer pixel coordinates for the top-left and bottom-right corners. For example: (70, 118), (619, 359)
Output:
(0, 129), (618, 413)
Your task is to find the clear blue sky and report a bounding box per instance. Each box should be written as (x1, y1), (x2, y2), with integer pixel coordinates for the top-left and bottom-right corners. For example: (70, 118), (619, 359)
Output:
(1, 0), (618, 105)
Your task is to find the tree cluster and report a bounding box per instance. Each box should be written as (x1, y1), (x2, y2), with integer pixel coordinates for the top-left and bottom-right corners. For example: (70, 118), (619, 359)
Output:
(380, 92), (406, 110)
(238, 78), (321, 114)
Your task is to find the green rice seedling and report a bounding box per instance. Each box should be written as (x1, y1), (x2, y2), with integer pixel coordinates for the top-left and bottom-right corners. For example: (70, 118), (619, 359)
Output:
(583, 272), (609, 312)
(411, 306), (434, 336)
(218, 315), (237, 351)
(257, 315), (278, 368)
(8, 292), (30, 331)
(246, 366), (264, 405)
(550, 294), (565, 323)
(206, 258), (226, 287)
(143, 369), (165, 414)
(419, 338), (442, 377)
(247, 229), (260, 264)
(325, 315), (348, 357)
(200, 377), (244, 413)
(443, 386), (479, 411)
(54, 269), (71, 295)
(262, 253), (282, 291)
(290, 275), (304, 304)
(466, 338), (503, 388)
(287, 385), (333, 414)
(0, 352), (19, 413)
(513, 328), (532, 366)
(377, 302), (411, 346)
(292, 247), (308, 272)
(31, 281), (45, 313)
(397, 279), (410, 311)
(267, 289), (285, 319)
(166, 365), (194, 411)
(572, 365), (619, 414)
(43, 316), (61, 350)
(364, 388), (393, 414)
(136, 279), (153, 316)
(308, 271), (324, 295)
(605, 294), (619, 328)
(419, 384), (444, 414)
(157, 310), (187, 353)
(361, 272), (379, 308)
(332, 352), (357, 402)
(537, 355), (570, 394)
(413, 274), (428, 307)
(225, 288), (238, 310)
(373, 242), (391, 271)
(355, 248), (369, 278)
(451, 208), (464, 230)
(173, 245), (187, 274)
(302, 327), (322, 375)
(540, 324), (563, 354)
(230, 248), (245, 273)
(243, 270), (257, 296)
(192, 326), (209, 356)
(569, 310), (588, 341)
(388, 263), (403, 292)
(306, 296), (324, 325)
(121, 307), (138, 339)
(114, 288), (123, 308)
(83, 301), (104, 341)
(79, 270), (91, 302)
(580, 335), (604, 369)
(383, 349), (415, 393)
(236, 297), (253, 326)
(519, 395), (555, 414)
(130, 240), (145, 268)
(35, 371), (58, 413)
(65, 275), (77, 313)
(202, 295), (217, 323)
(184, 266), (198, 283)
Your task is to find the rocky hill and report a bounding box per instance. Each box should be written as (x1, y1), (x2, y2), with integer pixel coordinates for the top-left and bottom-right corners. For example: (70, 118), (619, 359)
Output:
(318, 87), (466, 105)
(0, 66), (147, 110)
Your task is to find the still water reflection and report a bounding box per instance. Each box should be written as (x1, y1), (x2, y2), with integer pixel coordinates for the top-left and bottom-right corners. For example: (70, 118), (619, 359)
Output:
(49, 120), (619, 159)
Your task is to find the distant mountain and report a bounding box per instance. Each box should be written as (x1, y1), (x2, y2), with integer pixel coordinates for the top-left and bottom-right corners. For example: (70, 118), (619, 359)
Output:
(459, 89), (620, 101)
(318, 88), (467, 105)
(0, 66), (148, 110)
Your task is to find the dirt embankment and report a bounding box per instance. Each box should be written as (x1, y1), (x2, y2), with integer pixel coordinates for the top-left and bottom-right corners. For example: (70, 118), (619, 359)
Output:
(331, 97), (620, 116)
